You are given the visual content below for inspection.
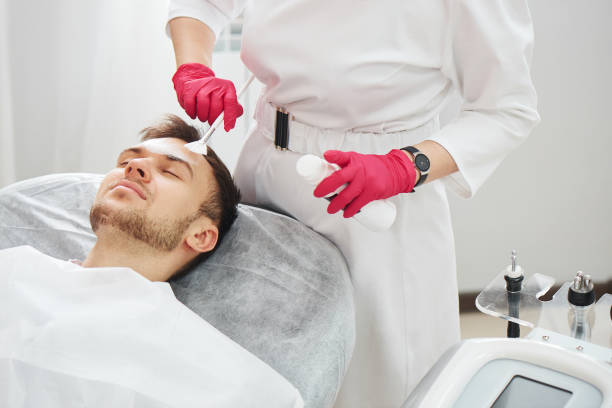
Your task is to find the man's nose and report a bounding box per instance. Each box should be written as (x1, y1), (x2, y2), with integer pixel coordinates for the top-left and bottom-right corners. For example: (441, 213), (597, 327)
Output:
(124, 158), (151, 182)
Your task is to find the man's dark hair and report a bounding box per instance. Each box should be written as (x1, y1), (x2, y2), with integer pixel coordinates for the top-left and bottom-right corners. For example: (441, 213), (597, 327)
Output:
(139, 114), (241, 262)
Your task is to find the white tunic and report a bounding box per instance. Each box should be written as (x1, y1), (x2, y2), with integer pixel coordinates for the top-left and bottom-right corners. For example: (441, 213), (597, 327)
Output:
(168, 0), (539, 198)
(168, 1), (539, 406)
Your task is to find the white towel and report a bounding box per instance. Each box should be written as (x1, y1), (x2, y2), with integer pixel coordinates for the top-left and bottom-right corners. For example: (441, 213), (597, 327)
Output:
(0, 246), (303, 408)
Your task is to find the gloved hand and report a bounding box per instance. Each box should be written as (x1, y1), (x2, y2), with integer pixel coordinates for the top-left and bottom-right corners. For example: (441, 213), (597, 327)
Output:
(313, 149), (417, 218)
(172, 63), (244, 131)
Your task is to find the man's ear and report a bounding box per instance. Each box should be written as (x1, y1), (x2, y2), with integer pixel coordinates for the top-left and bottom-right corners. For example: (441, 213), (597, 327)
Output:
(185, 218), (219, 254)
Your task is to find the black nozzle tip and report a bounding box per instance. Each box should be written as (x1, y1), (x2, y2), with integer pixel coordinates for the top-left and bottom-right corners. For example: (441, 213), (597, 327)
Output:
(568, 286), (595, 307)
(504, 274), (524, 292)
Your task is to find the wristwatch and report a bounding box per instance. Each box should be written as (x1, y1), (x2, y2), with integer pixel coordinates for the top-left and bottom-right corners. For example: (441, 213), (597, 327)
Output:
(401, 146), (430, 190)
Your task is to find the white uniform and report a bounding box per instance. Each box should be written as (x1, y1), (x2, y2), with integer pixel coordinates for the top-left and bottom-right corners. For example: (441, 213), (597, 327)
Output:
(168, 1), (539, 406)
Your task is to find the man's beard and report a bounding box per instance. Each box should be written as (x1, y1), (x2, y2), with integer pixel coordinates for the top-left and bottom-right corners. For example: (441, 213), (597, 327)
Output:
(90, 203), (199, 252)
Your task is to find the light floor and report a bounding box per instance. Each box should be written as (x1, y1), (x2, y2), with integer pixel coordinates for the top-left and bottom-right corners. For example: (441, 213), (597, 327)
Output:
(460, 312), (532, 339)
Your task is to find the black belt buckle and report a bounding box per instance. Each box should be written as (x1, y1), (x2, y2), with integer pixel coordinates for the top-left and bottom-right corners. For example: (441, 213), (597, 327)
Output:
(274, 108), (290, 150)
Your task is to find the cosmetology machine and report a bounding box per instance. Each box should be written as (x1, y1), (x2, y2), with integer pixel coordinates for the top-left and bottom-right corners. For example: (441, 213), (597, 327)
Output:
(403, 251), (612, 408)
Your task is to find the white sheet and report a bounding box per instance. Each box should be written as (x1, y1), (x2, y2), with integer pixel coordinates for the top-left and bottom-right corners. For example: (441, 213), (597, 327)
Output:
(0, 246), (303, 408)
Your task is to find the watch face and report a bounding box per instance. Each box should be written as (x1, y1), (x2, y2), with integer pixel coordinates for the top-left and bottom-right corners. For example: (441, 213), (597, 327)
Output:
(415, 154), (430, 172)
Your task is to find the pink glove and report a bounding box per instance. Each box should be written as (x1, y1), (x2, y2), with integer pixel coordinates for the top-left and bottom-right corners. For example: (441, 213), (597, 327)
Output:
(172, 63), (244, 131)
(313, 149), (417, 218)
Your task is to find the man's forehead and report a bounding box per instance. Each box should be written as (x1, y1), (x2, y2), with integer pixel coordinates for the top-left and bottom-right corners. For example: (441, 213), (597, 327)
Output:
(126, 138), (201, 162)
(119, 137), (214, 182)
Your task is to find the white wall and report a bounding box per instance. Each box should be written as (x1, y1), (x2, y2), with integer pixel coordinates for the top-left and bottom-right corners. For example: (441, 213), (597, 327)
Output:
(0, 0), (15, 187)
(2, 1), (183, 181)
(0, 0), (254, 184)
(450, 0), (612, 291)
(2, 1), (610, 292)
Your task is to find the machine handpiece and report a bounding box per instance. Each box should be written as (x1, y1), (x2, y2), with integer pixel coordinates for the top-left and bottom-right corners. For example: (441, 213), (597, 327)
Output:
(504, 250), (524, 338)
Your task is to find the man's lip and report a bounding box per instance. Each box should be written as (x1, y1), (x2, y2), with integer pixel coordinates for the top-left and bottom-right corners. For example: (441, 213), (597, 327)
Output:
(112, 180), (146, 200)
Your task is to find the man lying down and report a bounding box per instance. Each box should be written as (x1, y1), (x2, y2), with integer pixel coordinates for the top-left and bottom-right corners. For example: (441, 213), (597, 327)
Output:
(0, 115), (304, 408)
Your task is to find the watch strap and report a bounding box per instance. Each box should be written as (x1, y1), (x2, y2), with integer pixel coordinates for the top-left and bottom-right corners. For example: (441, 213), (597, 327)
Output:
(401, 146), (429, 189)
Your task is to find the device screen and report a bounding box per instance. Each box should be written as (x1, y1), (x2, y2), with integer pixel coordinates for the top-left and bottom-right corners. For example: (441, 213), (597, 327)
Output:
(491, 375), (572, 408)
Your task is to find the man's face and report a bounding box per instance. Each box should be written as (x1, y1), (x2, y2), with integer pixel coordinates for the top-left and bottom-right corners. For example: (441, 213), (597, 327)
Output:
(90, 137), (215, 251)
